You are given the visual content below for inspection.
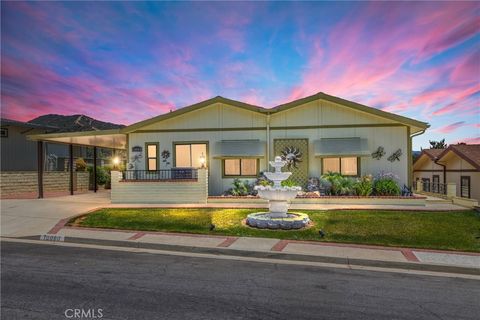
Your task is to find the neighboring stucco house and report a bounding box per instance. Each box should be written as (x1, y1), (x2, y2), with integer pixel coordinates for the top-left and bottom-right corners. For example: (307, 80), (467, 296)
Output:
(413, 144), (480, 201)
(120, 92), (428, 195)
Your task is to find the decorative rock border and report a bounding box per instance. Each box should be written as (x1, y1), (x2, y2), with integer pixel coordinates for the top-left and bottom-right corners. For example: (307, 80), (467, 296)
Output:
(246, 212), (310, 230)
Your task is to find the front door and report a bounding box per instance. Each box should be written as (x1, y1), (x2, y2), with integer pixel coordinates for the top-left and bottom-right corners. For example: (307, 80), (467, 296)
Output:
(432, 175), (439, 193)
(273, 138), (308, 188)
(460, 176), (470, 198)
(422, 178), (430, 192)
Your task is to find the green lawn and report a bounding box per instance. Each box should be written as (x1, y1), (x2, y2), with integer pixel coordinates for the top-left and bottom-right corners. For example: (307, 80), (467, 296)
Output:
(71, 208), (480, 252)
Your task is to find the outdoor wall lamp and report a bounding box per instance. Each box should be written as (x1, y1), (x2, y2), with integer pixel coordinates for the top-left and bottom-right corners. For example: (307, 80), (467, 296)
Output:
(112, 156), (120, 169)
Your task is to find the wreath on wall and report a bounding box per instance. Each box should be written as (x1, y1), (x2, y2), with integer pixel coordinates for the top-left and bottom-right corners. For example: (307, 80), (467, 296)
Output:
(280, 146), (303, 170)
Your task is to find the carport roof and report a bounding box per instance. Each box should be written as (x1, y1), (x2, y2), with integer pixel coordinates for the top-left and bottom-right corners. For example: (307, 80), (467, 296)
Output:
(27, 129), (126, 149)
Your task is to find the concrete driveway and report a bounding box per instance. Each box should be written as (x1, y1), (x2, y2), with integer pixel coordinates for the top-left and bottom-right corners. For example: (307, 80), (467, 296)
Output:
(1, 191), (111, 237)
(1, 190), (468, 238)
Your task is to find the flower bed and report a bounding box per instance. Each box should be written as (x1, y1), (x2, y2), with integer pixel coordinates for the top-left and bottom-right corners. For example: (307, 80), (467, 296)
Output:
(208, 195), (425, 199)
(207, 194), (426, 206)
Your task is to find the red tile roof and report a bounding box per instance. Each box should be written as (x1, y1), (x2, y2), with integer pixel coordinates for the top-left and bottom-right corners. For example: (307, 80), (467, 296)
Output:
(422, 148), (444, 160)
(440, 144), (480, 170)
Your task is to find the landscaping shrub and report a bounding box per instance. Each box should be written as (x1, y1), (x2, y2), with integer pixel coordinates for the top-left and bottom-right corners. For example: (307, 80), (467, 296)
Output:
(227, 179), (251, 196)
(307, 177), (320, 192)
(255, 172), (273, 187)
(75, 158), (87, 171)
(322, 172), (355, 195)
(319, 178), (332, 195)
(281, 178), (298, 188)
(354, 175), (373, 196)
(104, 174), (111, 189)
(373, 172), (401, 196)
(87, 165), (109, 187)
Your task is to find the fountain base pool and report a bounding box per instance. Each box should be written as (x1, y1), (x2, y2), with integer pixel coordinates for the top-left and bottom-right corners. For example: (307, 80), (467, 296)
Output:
(246, 212), (310, 230)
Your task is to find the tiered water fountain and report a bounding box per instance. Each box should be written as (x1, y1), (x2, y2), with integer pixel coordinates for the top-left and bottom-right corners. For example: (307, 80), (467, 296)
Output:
(246, 156), (310, 229)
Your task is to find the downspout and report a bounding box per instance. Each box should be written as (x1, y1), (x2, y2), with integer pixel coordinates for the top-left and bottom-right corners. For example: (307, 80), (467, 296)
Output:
(266, 113), (271, 167)
(410, 129), (426, 139)
(410, 129), (426, 189)
(434, 158), (446, 184)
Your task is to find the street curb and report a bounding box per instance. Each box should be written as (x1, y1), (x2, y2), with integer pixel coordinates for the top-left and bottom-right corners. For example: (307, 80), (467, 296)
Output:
(17, 235), (480, 276)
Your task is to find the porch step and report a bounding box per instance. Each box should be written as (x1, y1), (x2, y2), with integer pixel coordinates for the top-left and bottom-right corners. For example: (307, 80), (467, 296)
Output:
(414, 193), (452, 204)
(426, 199), (452, 204)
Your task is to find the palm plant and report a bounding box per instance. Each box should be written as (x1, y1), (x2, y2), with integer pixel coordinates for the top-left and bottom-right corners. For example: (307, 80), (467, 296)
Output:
(322, 172), (355, 196)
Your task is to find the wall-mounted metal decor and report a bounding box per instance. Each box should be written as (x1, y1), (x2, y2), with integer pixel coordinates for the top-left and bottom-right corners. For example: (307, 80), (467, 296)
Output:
(161, 150), (171, 165)
(371, 146), (385, 160)
(280, 146), (303, 170)
(130, 153), (142, 163)
(131, 146), (142, 153)
(387, 149), (402, 162)
(274, 139), (308, 187)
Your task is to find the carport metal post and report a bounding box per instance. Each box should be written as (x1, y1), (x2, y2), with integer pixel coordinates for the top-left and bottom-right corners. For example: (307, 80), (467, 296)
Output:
(93, 146), (98, 192)
(37, 141), (44, 198)
(69, 144), (74, 195)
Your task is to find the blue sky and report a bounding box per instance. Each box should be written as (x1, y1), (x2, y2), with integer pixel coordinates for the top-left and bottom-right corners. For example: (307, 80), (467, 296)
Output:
(1, 1), (479, 149)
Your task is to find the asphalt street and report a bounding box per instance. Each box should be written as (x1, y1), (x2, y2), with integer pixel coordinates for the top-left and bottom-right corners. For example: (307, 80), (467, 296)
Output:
(1, 241), (479, 320)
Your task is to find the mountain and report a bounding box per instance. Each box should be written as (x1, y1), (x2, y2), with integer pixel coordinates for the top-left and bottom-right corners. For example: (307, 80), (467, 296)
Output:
(412, 150), (422, 162)
(28, 114), (125, 132)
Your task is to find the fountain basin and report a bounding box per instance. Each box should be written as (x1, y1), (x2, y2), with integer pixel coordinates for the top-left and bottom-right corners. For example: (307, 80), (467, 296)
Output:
(246, 212), (310, 230)
(255, 187), (300, 201)
(263, 171), (292, 184)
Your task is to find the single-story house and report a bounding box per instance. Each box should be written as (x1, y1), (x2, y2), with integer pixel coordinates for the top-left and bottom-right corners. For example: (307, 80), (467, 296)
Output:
(413, 144), (480, 201)
(28, 92), (429, 199)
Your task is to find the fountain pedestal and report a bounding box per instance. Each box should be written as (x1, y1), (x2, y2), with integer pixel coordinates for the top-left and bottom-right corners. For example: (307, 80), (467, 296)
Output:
(246, 156), (310, 229)
(268, 200), (289, 217)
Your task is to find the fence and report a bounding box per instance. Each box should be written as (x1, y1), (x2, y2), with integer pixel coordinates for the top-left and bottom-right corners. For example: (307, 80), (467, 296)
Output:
(122, 168), (198, 181)
(111, 168), (207, 204)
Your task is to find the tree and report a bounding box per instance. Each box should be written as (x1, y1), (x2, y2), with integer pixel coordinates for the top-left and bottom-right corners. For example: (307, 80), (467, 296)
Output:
(429, 139), (447, 149)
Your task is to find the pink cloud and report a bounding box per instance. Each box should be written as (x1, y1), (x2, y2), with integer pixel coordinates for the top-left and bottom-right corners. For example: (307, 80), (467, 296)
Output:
(435, 121), (466, 134)
(287, 2), (478, 123)
(450, 50), (480, 84)
(431, 85), (480, 116)
(451, 137), (480, 145)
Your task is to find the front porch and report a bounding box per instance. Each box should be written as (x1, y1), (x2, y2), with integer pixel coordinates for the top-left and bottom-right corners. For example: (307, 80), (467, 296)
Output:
(413, 180), (478, 208)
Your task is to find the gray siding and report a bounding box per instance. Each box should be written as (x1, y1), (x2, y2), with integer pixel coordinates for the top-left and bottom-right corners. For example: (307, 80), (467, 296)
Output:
(0, 126), (43, 171)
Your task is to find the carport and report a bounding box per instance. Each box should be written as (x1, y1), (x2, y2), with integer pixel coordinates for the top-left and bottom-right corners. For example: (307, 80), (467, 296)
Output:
(28, 129), (126, 198)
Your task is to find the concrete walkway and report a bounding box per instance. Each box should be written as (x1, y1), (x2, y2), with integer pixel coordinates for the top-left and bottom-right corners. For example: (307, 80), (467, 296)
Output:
(47, 225), (480, 270)
(2, 192), (477, 273)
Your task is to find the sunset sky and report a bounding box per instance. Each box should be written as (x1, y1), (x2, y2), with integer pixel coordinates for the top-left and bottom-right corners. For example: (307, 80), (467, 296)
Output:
(1, 1), (479, 149)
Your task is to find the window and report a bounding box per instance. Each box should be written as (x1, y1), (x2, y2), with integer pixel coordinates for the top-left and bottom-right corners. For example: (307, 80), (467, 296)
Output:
(0, 128), (7, 138)
(460, 176), (470, 198)
(322, 157), (358, 176)
(432, 175), (440, 193)
(422, 178), (431, 192)
(224, 159), (258, 177)
(174, 143), (207, 168)
(146, 143), (158, 171)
